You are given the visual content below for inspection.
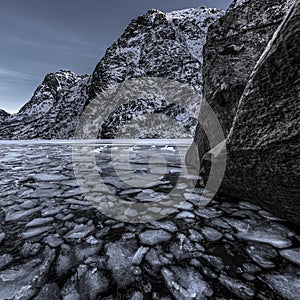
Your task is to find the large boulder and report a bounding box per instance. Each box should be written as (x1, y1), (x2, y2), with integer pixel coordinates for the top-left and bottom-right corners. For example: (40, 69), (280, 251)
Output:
(189, 0), (294, 164)
(199, 1), (300, 224)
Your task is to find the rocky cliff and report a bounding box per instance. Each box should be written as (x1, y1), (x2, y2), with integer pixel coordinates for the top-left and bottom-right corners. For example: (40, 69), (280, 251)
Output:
(190, 0), (295, 161)
(189, 0), (300, 224)
(0, 70), (89, 139)
(90, 8), (223, 96)
(89, 7), (223, 139)
(219, 0), (300, 224)
(0, 7), (223, 140)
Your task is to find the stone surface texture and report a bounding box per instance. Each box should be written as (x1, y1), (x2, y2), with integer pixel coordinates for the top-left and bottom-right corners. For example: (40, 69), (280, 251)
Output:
(188, 0), (299, 224)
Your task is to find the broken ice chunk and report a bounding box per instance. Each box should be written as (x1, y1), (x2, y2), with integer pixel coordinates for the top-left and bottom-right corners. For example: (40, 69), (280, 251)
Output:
(139, 230), (172, 246)
(280, 248), (300, 266)
(260, 272), (300, 299)
(162, 266), (213, 299)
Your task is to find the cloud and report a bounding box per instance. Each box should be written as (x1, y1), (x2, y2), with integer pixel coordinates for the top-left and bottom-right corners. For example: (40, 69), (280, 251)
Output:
(0, 67), (35, 84)
(8, 34), (101, 59)
(8, 37), (42, 48)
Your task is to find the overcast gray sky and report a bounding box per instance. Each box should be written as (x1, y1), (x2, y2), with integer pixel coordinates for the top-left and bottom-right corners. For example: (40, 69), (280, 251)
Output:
(0, 0), (231, 113)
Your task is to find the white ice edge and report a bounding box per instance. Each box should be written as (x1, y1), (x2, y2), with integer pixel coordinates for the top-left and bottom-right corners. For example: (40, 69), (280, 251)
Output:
(0, 138), (194, 146)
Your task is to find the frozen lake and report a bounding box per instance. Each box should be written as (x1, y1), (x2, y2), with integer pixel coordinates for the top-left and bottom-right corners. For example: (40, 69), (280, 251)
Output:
(0, 140), (299, 299)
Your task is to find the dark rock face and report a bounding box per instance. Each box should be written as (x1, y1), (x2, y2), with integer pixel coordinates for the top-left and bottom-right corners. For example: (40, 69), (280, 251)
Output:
(220, 1), (300, 225)
(194, 1), (300, 224)
(88, 8), (223, 139)
(90, 8), (223, 97)
(192, 0), (294, 160)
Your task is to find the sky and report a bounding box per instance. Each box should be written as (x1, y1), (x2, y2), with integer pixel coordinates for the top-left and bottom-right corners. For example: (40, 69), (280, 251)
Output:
(0, 0), (232, 114)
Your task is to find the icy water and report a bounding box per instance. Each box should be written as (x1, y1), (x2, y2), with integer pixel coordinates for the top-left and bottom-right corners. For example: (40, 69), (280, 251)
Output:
(0, 141), (300, 299)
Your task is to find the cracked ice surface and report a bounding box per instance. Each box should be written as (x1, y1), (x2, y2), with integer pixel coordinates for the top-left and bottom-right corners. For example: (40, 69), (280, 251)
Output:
(0, 142), (299, 299)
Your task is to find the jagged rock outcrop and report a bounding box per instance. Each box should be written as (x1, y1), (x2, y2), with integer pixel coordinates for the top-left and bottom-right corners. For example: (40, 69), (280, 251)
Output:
(189, 0), (295, 162)
(193, 1), (300, 224)
(90, 7), (223, 96)
(0, 7), (223, 140)
(89, 7), (223, 139)
(221, 0), (300, 224)
(0, 70), (89, 139)
(0, 109), (10, 123)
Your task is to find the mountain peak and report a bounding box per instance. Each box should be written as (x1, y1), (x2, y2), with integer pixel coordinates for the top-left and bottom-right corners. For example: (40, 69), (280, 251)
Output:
(145, 9), (164, 15)
(0, 109), (10, 121)
(90, 6), (223, 97)
(16, 69), (87, 118)
(42, 70), (86, 87)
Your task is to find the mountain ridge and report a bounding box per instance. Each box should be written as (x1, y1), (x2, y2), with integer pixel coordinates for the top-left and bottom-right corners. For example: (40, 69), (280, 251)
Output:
(0, 7), (223, 140)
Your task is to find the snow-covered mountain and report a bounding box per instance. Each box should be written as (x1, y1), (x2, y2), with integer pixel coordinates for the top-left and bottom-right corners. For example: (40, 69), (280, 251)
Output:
(0, 71), (89, 139)
(90, 7), (223, 96)
(0, 7), (223, 140)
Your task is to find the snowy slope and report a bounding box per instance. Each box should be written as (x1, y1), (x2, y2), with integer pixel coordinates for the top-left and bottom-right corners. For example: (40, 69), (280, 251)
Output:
(19, 70), (84, 116)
